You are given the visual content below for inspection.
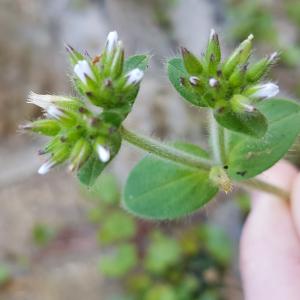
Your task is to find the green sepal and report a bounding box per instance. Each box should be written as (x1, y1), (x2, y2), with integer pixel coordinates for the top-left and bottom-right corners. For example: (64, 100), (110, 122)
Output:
(123, 142), (218, 220)
(227, 98), (300, 180)
(181, 47), (203, 75)
(124, 54), (150, 73)
(167, 58), (208, 107)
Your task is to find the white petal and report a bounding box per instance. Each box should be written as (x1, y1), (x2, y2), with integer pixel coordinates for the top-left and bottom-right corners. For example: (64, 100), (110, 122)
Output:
(38, 161), (54, 175)
(106, 31), (118, 53)
(74, 60), (95, 84)
(47, 106), (64, 119)
(189, 76), (199, 86)
(97, 145), (110, 163)
(125, 69), (144, 86)
(252, 83), (279, 99)
(27, 92), (73, 110)
(242, 103), (255, 113)
(209, 78), (218, 87)
(210, 28), (216, 40)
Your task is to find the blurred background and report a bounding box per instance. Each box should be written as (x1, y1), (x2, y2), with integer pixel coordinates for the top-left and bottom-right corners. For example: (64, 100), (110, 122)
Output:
(1, 0), (300, 299)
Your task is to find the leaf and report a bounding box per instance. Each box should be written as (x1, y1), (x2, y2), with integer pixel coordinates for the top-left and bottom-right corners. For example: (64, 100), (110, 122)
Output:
(167, 58), (208, 107)
(144, 284), (177, 300)
(77, 153), (106, 187)
(90, 174), (120, 204)
(98, 244), (137, 278)
(227, 98), (300, 180)
(98, 211), (136, 245)
(214, 107), (268, 137)
(124, 54), (150, 73)
(145, 231), (181, 274)
(123, 142), (218, 220)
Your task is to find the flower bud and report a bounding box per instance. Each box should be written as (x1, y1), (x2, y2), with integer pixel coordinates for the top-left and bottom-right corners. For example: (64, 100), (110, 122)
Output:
(223, 34), (253, 78)
(38, 144), (69, 175)
(231, 94), (255, 113)
(245, 82), (279, 100)
(228, 65), (247, 88)
(246, 52), (279, 83)
(20, 119), (60, 136)
(105, 31), (118, 55)
(110, 41), (124, 79)
(209, 78), (219, 88)
(205, 29), (221, 66)
(181, 47), (203, 75)
(69, 138), (92, 171)
(74, 60), (96, 85)
(65, 44), (84, 66)
(95, 136), (111, 163)
(46, 106), (77, 127)
(125, 68), (144, 87)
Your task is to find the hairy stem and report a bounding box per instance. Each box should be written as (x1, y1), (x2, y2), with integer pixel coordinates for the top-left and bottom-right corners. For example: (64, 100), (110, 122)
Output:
(120, 127), (213, 170)
(121, 126), (289, 199)
(209, 112), (227, 165)
(239, 178), (289, 199)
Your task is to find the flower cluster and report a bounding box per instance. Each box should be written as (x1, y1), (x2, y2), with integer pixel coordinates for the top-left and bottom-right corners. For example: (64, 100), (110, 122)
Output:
(179, 29), (279, 136)
(21, 31), (146, 175)
(181, 30), (279, 108)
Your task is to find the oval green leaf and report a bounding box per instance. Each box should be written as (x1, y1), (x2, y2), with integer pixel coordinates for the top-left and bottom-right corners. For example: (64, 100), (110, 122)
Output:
(227, 98), (300, 180)
(167, 58), (208, 107)
(123, 143), (218, 220)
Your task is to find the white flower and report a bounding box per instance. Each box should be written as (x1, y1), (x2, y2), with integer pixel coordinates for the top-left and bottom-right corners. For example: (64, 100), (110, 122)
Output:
(97, 145), (110, 163)
(106, 31), (118, 53)
(125, 69), (144, 86)
(209, 78), (218, 87)
(250, 83), (279, 99)
(27, 92), (71, 110)
(74, 60), (95, 85)
(38, 161), (54, 175)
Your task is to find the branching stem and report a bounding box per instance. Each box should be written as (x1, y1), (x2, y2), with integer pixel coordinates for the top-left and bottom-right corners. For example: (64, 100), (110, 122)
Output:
(120, 126), (289, 200)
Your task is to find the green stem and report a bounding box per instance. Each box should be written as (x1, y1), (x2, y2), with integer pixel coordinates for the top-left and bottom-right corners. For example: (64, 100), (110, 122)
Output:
(239, 178), (289, 199)
(120, 127), (213, 170)
(120, 126), (289, 200)
(209, 112), (227, 165)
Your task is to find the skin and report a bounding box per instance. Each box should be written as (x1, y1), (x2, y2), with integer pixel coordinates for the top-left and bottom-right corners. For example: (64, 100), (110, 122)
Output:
(240, 161), (300, 299)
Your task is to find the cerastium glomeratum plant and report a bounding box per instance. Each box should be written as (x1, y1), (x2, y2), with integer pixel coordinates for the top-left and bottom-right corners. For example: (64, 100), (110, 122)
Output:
(21, 30), (300, 220)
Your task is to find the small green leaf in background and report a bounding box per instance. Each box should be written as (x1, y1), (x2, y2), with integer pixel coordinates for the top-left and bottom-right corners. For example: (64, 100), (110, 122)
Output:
(98, 243), (137, 278)
(144, 284), (177, 300)
(227, 98), (300, 180)
(0, 265), (11, 287)
(90, 174), (120, 205)
(145, 231), (181, 274)
(98, 211), (136, 245)
(32, 223), (56, 247)
(197, 290), (219, 300)
(123, 142), (218, 220)
(200, 225), (232, 265)
(167, 58), (208, 107)
(214, 106), (268, 138)
(124, 54), (150, 73)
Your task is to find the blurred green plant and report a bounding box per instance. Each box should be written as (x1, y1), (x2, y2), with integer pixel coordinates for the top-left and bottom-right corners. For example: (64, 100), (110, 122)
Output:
(32, 223), (56, 247)
(85, 174), (232, 300)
